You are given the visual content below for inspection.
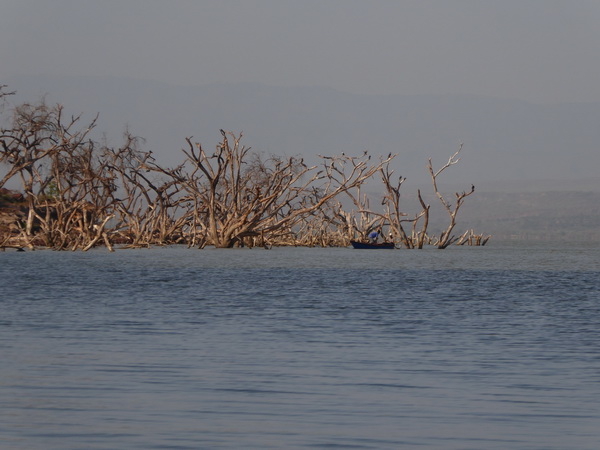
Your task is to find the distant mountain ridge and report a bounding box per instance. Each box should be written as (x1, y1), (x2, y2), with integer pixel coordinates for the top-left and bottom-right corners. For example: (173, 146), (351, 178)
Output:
(4, 74), (600, 187)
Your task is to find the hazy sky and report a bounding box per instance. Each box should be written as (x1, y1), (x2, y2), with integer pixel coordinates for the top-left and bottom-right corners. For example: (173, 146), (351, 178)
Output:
(2, 0), (600, 104)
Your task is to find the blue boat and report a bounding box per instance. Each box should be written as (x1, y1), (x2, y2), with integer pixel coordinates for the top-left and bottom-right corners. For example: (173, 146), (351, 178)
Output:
(350, 240), (395, 249)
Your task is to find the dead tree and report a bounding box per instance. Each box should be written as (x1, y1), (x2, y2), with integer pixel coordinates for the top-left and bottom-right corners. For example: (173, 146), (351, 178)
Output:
(0, 101), (86, 246)
(428, 144), (475, 249)
(282, 196), (349, 247)
(181, 131), (391, 248)
(44, 135), (116, 251)
(457, 229), (492, 246)
(411, 189), (431, 248)
(379, 162), (409, 246)
(314, 152), (395, 245)
(2, 93), (486, 251)
(0, 84), (15, 110)
(28, 106), (117, 250)
(104, 135), (191, 247)
(378, 159), (435, 248)
(0, 101), (124, 250)
(335, 182), (385, 244)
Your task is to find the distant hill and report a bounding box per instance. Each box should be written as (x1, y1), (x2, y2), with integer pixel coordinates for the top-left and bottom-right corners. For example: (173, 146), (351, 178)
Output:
(4, 74), (600, 186)
(2, 74), (600, 241)
(452, 190), (600, 242)
(357, 187), (600, 243)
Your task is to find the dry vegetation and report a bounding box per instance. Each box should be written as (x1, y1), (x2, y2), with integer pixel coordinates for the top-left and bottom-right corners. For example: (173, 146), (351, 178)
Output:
(1, 92), (488, 251)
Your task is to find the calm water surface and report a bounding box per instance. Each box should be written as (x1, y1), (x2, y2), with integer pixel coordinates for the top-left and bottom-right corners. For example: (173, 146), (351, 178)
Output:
(1, 242), (599, 449)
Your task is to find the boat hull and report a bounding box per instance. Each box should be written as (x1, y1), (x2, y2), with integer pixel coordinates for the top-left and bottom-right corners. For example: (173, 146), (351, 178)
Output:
(350, 240), (395, 249)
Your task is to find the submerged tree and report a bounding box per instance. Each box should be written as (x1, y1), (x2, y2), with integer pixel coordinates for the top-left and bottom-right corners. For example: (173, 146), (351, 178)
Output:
(378, 160), (433, 248)
(177, 131), (392, 248)
(427, 144), (476, 249)
(104, 134), (191, 248)
(0, 84), (15, 108)
(0, 100), (120, 250)
(1, 92), (487, 251)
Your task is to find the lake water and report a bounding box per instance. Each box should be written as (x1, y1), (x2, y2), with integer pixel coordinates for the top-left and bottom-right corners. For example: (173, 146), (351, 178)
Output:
(1, 242), (599, 449)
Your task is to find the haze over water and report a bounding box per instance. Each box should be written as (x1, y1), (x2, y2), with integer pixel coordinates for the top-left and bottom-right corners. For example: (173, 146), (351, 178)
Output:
(1, 243), (599, 449)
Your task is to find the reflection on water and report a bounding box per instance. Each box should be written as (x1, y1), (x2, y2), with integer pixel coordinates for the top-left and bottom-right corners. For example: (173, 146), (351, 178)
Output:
(1, 243), (599, 449)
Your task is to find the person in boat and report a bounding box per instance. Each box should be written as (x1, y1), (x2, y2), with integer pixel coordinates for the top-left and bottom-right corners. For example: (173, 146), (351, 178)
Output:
(368, 231), (379, 243)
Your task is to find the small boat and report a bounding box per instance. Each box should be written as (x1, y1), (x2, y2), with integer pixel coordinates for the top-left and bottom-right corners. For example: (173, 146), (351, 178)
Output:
(350, 240), (395, 249)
